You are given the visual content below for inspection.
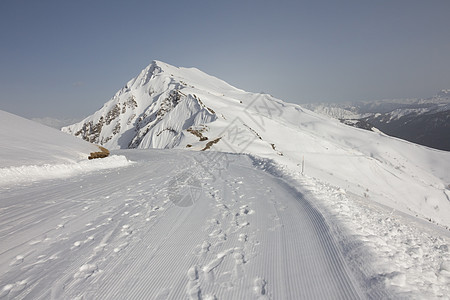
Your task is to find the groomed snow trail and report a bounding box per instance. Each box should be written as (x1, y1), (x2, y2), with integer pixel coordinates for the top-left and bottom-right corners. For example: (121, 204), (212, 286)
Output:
(0, 150), (370, 299)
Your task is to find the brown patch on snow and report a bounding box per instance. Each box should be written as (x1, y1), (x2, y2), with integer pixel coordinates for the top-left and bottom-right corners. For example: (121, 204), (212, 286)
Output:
(201, 137), (222, 151)
(88, 146), (110, 160)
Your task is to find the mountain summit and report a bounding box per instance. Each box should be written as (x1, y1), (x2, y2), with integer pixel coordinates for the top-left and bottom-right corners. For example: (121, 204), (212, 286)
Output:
(63, 60), (233, 149)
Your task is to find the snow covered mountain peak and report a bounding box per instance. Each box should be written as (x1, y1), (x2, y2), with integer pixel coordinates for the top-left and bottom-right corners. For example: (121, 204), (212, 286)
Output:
(63, 60), (225, 149)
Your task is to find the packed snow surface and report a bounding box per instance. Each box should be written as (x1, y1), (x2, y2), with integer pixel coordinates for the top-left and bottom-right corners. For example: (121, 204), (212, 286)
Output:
(0, 150), (369, 299)
(1, 149), (449, 299)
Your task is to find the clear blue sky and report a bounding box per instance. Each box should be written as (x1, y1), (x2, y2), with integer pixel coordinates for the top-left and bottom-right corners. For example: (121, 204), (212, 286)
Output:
(1, 0), (450, 119)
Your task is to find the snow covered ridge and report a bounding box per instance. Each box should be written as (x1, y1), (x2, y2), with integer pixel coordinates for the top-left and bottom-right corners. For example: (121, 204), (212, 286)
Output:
(0, 155), (132, 186)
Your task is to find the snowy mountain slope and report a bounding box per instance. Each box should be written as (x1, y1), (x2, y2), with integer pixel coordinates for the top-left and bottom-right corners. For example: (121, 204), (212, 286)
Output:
(0, 110), (101, 168)
(0, 128), (449, 298)
(0, 110), (131, 185)
(64, 61), (450, 229)
(62, 61), (219, 149)
(304, 91), (450, 151)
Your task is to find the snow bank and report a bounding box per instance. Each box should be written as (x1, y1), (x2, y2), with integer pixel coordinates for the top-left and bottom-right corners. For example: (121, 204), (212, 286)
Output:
(0, 110), (132, 186)
(298, 174), (450, 298)
(0, 110), (100, 168)
(0, 155), (132, 186)
(251, 154), (450, 298)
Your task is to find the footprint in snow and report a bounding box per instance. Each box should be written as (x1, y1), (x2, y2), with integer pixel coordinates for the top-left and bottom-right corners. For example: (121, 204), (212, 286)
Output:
(186, 265), (201, 300)
(239, 205), (255, 215)
(9, 255), (24, 266)
(70, 241), (82, 250)
(121, 224), (133, 236)
(238, 234), (248, 242)
(199, 241), (211, 255)
(0, 280), (28, 298)
(253, 277), (269, 299)
(232, 251), (246, 279)
(73, 263), (99, 280)
(239, 222), (250, 228)
(113, 242), (129, 253)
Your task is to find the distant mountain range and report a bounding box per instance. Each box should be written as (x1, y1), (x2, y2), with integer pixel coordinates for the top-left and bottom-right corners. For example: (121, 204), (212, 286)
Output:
(303, 90), (450, 151)
(32, 117), (81, 129)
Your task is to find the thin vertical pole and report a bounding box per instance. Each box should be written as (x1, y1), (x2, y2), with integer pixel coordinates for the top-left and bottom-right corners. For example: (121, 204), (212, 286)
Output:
(302, 155), (304, 175)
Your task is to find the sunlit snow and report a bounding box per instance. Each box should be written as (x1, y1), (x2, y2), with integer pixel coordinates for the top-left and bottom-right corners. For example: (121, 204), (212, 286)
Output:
(1, 61), (450, 299)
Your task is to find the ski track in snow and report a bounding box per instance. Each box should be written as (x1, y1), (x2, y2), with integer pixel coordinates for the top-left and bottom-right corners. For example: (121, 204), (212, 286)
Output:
(1, 150), (396, 299)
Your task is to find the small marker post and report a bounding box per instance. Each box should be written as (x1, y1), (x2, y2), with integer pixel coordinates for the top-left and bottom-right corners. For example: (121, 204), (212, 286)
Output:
(301, 155), (305, 175)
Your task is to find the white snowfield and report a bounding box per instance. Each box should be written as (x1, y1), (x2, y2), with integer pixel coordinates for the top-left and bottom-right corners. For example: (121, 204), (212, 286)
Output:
(1, 149), (449, 299)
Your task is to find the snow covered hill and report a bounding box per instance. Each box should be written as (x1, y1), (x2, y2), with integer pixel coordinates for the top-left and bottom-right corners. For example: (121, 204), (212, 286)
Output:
(0, 110), (101, 168)
(0, 110), (130, 185)
(63, 61), (450, 229)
